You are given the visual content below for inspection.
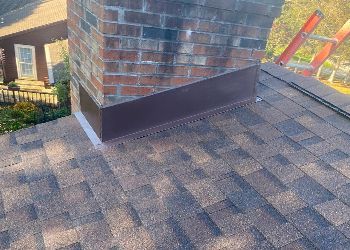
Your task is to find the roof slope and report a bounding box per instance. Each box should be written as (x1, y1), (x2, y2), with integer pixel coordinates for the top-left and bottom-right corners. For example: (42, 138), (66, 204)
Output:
(0, 0), (39, 16)
(0, 0), (67, 38)
(1, 67), (350, 248)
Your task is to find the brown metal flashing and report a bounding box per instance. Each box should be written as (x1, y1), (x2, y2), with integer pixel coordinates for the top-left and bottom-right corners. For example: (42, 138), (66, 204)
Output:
(79, 64), (260, 143)
(79, 84), (102, 138)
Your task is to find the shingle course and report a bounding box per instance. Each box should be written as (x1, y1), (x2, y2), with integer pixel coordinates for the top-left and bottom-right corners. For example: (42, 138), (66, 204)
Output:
(1, 67), (350, 248)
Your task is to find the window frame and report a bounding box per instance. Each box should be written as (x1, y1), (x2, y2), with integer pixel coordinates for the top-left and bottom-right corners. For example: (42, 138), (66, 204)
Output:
(14, 44), (37, 80)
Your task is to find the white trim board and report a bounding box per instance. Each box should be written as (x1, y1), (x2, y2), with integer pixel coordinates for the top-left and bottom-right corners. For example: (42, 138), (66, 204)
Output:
(44, 44), (55, 84)
(74, 111), (103, 148)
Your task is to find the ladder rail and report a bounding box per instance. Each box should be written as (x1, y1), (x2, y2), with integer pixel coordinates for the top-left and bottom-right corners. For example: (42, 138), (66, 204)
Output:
(302, 19), (350, 76)
(275, 10), (324, 66)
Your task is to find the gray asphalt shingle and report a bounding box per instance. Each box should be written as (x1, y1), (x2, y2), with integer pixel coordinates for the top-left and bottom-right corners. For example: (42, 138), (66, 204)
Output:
(1, 65), (350, 248)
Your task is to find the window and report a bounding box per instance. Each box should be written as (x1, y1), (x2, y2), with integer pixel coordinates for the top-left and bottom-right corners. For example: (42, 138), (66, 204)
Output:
(14, 44), (37, 79)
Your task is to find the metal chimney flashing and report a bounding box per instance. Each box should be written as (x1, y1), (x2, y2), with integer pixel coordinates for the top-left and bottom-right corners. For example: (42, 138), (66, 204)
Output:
(79, 63), (260, 143)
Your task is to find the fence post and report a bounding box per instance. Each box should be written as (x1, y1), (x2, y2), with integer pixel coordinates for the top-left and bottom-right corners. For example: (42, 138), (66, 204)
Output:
(12, 90), (16, 103)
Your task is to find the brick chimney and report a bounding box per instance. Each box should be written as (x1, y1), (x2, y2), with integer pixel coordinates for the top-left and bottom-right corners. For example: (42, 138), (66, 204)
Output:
(68, 0), (284, 141)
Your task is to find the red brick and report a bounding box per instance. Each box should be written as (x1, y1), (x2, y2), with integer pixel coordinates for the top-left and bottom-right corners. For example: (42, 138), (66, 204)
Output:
(193, 45), (222, 56)
(163, 16), (198, 30)
(198, 21), (227, 33)
(101, 0), (143, 9)
(92, 55), (104, 69)
(141, 52), (174, 64)
(246, 14), (274, 28)
(90, 2), (103, 18)
(103, 75), (139, 85)
(252, 50), (266, 59)
(101, 49), (138, 61)
(91, 75), (103, 91)
(124, 11), (160, 26)
(192, 56), (207, 66)
(104, 86), (117, 95)
(224, 48), (252, 58)
(120, 86), (154, 96)
(207, 7), (231, 22)
(68, 10), (80, 24)
(179, 32), (211, 44)
(234, 59), (256, 68)
(206, 57), (234, 67)
(259, 28), (271, 40)
(231, 24), (260, 38)
(104, 62), (120, 73)
(103, 9), (118, 21)
(205, 0), (236, 10)
(70, 1), (83, 16)
(141, 75), (194, 86)
(170, 77), (193, 86)
(139, 75), (168, 85)
(100, 23), (141, 37)
(145, 0), (184, 15)
(236, 1), (270, 16)
(120, 63), (157, 74)
(104, 37), (120, 49)
(158, 65), (189, 76)
(79, 42), (91, 56)
(270, 6), (283, 18)
(211, 35), (232, 46)
(158, 42), (192, 54)
(190, 67), (219, 77)
(91, 29), (104, 45)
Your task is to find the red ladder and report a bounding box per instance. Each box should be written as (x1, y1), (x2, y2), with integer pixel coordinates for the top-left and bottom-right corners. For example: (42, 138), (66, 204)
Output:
(276, 10), (350, 76)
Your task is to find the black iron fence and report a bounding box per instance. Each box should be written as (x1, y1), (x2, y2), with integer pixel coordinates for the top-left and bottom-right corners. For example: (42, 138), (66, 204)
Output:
(0, 89), (58, 107)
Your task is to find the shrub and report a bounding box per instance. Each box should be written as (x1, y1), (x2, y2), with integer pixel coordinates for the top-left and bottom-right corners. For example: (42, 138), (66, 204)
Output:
(0, 104), (37, 134)
(51, 106), (71, 117)
(51, 39), (71, 111)
(13, 102), (38, 113)
(0, 102), (71, 135)
(53, 82), (69, 105)
(53, 39), (70, 84)
(12, 102), (40, 123)
(38, 104), (70, 122)
(8, 81), (19, 88)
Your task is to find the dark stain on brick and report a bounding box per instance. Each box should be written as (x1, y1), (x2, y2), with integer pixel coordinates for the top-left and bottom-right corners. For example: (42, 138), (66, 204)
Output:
(85, 10), (97, 28)
(80, 19), (91, 34)
(240, 38), (267, 50)
(143, 27), (178, 41)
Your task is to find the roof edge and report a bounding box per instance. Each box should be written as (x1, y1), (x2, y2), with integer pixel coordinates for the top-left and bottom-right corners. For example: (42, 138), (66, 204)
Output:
(0, 19), (67, 40)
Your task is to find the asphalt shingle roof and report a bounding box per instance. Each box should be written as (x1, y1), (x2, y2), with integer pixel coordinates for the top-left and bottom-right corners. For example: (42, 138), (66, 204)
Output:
(1, 65), (350, 249)
(0, 0), (67, 39)
(0, 0), (39, 16)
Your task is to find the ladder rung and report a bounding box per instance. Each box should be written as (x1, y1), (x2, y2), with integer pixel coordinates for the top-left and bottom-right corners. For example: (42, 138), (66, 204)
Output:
(303, 33), (338, 44)
(286, 62), (314, 71)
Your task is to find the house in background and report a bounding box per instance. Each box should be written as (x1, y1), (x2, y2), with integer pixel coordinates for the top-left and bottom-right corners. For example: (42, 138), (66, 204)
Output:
(0, 0), (67, 90)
